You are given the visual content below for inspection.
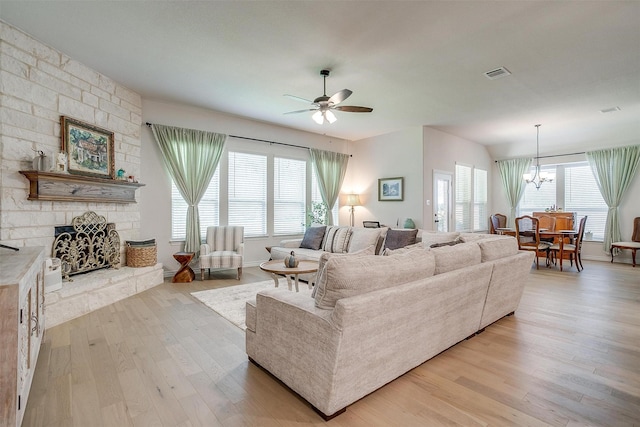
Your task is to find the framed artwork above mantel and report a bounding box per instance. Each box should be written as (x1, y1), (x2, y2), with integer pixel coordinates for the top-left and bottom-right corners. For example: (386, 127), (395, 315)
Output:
(60, 116), (115, 179)
(378, 177), (404, 201)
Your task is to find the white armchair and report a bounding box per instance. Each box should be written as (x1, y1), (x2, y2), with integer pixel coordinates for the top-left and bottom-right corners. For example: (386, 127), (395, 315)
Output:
(199, 226), (244, 280)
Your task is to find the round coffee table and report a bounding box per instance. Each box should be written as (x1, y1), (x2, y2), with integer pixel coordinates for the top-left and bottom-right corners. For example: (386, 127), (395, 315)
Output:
(259, 259), (319, 292)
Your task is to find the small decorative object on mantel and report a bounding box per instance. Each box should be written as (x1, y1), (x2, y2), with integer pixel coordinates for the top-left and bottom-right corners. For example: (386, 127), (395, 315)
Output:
(56, 151), (68, 173)
(117, 168), (126, 180)
(284, 251), (299, 268)
(32, 149), (50, 172)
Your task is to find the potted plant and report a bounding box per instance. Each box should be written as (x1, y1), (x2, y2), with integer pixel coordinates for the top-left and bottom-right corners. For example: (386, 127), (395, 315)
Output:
(305, 202), (328, 227)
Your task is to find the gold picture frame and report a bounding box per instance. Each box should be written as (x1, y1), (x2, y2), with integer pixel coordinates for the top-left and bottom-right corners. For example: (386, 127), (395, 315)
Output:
(60, 116), (115, 179)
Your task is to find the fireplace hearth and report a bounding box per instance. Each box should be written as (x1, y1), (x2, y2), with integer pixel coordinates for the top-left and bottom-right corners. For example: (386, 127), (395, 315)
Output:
(52, 211), (120, 280)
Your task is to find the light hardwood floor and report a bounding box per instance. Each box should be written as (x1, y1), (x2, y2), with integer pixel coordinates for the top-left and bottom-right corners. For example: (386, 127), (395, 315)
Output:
(23, 261), (640, 426)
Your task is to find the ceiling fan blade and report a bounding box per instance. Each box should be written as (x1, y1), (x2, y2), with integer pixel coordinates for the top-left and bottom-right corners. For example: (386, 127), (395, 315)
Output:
(284, 94), (314, 104)
(328, 89), (352, 105)
(334, 105), (373, 113)
(284, 108), (318, 115)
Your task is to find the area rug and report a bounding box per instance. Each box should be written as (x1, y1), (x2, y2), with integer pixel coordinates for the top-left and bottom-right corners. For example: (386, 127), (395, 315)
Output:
(190, 279), (311, 330)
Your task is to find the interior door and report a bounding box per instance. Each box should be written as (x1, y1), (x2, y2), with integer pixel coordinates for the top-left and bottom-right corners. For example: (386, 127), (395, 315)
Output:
(433, 171), (452, 232)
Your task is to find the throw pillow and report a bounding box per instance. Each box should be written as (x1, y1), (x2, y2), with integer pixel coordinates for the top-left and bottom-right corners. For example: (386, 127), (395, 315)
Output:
(314, 249), (436, 310)
(382, 242), (423, 256)
(347, 227), (383, 253)
(322, 226), (352, 253)
(429, 237), (462, 248)
(300, 226), (327, 250)
(383, 229), (418, 251)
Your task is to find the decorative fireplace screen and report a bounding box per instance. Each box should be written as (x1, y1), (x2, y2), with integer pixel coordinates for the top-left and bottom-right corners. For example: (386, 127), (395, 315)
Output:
(52, 211), (120, 280)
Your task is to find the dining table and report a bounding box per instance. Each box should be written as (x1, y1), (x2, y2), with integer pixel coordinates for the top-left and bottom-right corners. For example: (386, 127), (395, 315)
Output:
(496, 228), (579, 271)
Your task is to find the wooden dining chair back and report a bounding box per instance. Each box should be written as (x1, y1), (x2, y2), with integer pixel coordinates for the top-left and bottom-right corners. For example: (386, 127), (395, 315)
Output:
(490, 213), (507, 234)
(515, 215), (551, 269)
(549, 216), (587, 272)
(610, 216), (640, 267)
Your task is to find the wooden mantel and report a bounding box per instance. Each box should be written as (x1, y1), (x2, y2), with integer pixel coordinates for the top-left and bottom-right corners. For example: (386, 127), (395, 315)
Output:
(19, 170), (144, 203)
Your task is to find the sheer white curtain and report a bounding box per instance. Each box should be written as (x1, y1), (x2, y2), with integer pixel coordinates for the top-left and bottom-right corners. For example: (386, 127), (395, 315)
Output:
(151, 124), (226, 255)
(309, 149), (350, 226)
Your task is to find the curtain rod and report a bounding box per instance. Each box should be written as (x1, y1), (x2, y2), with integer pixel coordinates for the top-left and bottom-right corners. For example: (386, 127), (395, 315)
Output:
(145, 122), (351, 156)
(494, 151), (586, 163)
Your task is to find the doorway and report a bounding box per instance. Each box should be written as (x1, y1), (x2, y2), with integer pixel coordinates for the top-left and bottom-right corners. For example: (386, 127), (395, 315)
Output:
(433, 171), (452, 232)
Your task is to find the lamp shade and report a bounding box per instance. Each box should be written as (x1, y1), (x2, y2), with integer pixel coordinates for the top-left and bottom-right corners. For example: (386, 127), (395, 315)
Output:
(346, 194), (361, 206)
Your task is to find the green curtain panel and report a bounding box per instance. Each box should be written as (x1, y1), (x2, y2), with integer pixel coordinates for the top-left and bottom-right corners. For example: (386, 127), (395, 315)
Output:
(496, 158), (532, 227)
(310, 149), (350, 225)
(151, 124), (227, 256)
(586, 145), (640, 254)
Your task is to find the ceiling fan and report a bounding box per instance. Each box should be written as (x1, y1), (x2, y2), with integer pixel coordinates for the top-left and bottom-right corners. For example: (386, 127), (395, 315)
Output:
(284, 69), (373, 124)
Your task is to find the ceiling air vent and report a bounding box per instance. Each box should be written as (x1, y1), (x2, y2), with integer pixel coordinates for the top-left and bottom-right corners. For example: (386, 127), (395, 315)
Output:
(484, 67), (511, 80)
(600, 106), (621, 113)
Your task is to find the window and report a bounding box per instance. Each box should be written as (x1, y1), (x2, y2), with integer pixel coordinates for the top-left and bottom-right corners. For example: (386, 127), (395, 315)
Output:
(473, 168), (487, 231)
(171, 168), (219, 240)
(518, 162), (607, 240)
(311, 169), (339, 225)
(228, 151), (267, 237)
(455, 164), (472, 231)
(274, 157), (306, 235)
(564, 163), (607, 240)
(519, 165), (557, 216)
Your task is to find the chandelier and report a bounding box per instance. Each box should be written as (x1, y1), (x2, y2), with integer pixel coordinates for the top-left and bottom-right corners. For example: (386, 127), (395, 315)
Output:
(523, 124), (553, 190)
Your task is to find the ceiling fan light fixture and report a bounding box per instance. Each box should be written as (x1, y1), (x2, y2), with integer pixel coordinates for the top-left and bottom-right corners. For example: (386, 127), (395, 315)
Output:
(312, 111), (324, 125)
(325, 110), (337, 123)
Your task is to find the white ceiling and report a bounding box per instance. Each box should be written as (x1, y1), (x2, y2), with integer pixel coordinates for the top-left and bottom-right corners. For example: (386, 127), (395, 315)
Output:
(1, 1), (639, 155)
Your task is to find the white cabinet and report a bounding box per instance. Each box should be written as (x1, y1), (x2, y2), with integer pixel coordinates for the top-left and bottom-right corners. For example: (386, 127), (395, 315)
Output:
(1, 247), (45, 427)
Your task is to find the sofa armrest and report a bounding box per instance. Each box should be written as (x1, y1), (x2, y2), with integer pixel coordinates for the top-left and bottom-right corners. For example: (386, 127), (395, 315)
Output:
(200, 243), (211, 256)
(278, 238), (303, 248)
(236, 242), (244, 255)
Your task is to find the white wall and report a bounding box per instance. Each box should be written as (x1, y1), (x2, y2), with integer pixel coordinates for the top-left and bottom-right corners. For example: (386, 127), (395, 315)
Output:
(140, 99), (350, 272)
(422, 127), (493, 231)
(346, 127), (423, 228)
(0, 21), (142, 254)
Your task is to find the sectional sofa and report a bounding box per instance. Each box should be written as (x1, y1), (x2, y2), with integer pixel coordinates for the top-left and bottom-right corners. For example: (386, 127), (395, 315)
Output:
(246, 232), (535, 419)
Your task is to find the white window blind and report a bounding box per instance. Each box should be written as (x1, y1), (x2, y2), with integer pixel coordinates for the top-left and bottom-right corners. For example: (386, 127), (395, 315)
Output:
(564, 163), (607, 240)
(170, 168), (219, 240)
(274, 157), (306, 235)
(311, 169), (339, 225)
(519, 165), (557, 216)
(455, 164), (472, 231)
(228, 151), (267, 237)
(473, 168), (488, 231)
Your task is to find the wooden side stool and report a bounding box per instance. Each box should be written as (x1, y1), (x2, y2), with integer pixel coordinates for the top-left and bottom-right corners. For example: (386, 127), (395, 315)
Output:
(173, 252), (195, 283)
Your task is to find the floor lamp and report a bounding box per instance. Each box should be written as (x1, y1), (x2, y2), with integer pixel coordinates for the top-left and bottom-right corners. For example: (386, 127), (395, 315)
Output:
(346, 194), (361, 227)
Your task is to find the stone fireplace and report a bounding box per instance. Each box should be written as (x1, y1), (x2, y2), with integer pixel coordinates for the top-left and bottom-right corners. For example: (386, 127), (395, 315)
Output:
(52, 211), (121, 280)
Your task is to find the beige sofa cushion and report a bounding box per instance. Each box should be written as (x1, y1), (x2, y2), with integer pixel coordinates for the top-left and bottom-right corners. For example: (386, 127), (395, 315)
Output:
(478, 236), (519, 262)
(314, 250), (436, 310)
(419, 231), (461, 247)
(432, 242), (481, 275)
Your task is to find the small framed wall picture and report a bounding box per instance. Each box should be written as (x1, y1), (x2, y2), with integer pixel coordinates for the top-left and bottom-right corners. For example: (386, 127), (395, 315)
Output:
(378, 177), (404, 201)
(60, 116), (115, 179)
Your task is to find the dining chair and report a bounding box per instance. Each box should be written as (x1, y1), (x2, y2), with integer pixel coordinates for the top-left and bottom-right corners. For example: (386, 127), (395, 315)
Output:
(549, 216), (587, 272)
(515, 215), (551, 269)
(610, 216), (640, 267)
(490, 213), (507, 234)
(536, 214), (556, 243)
